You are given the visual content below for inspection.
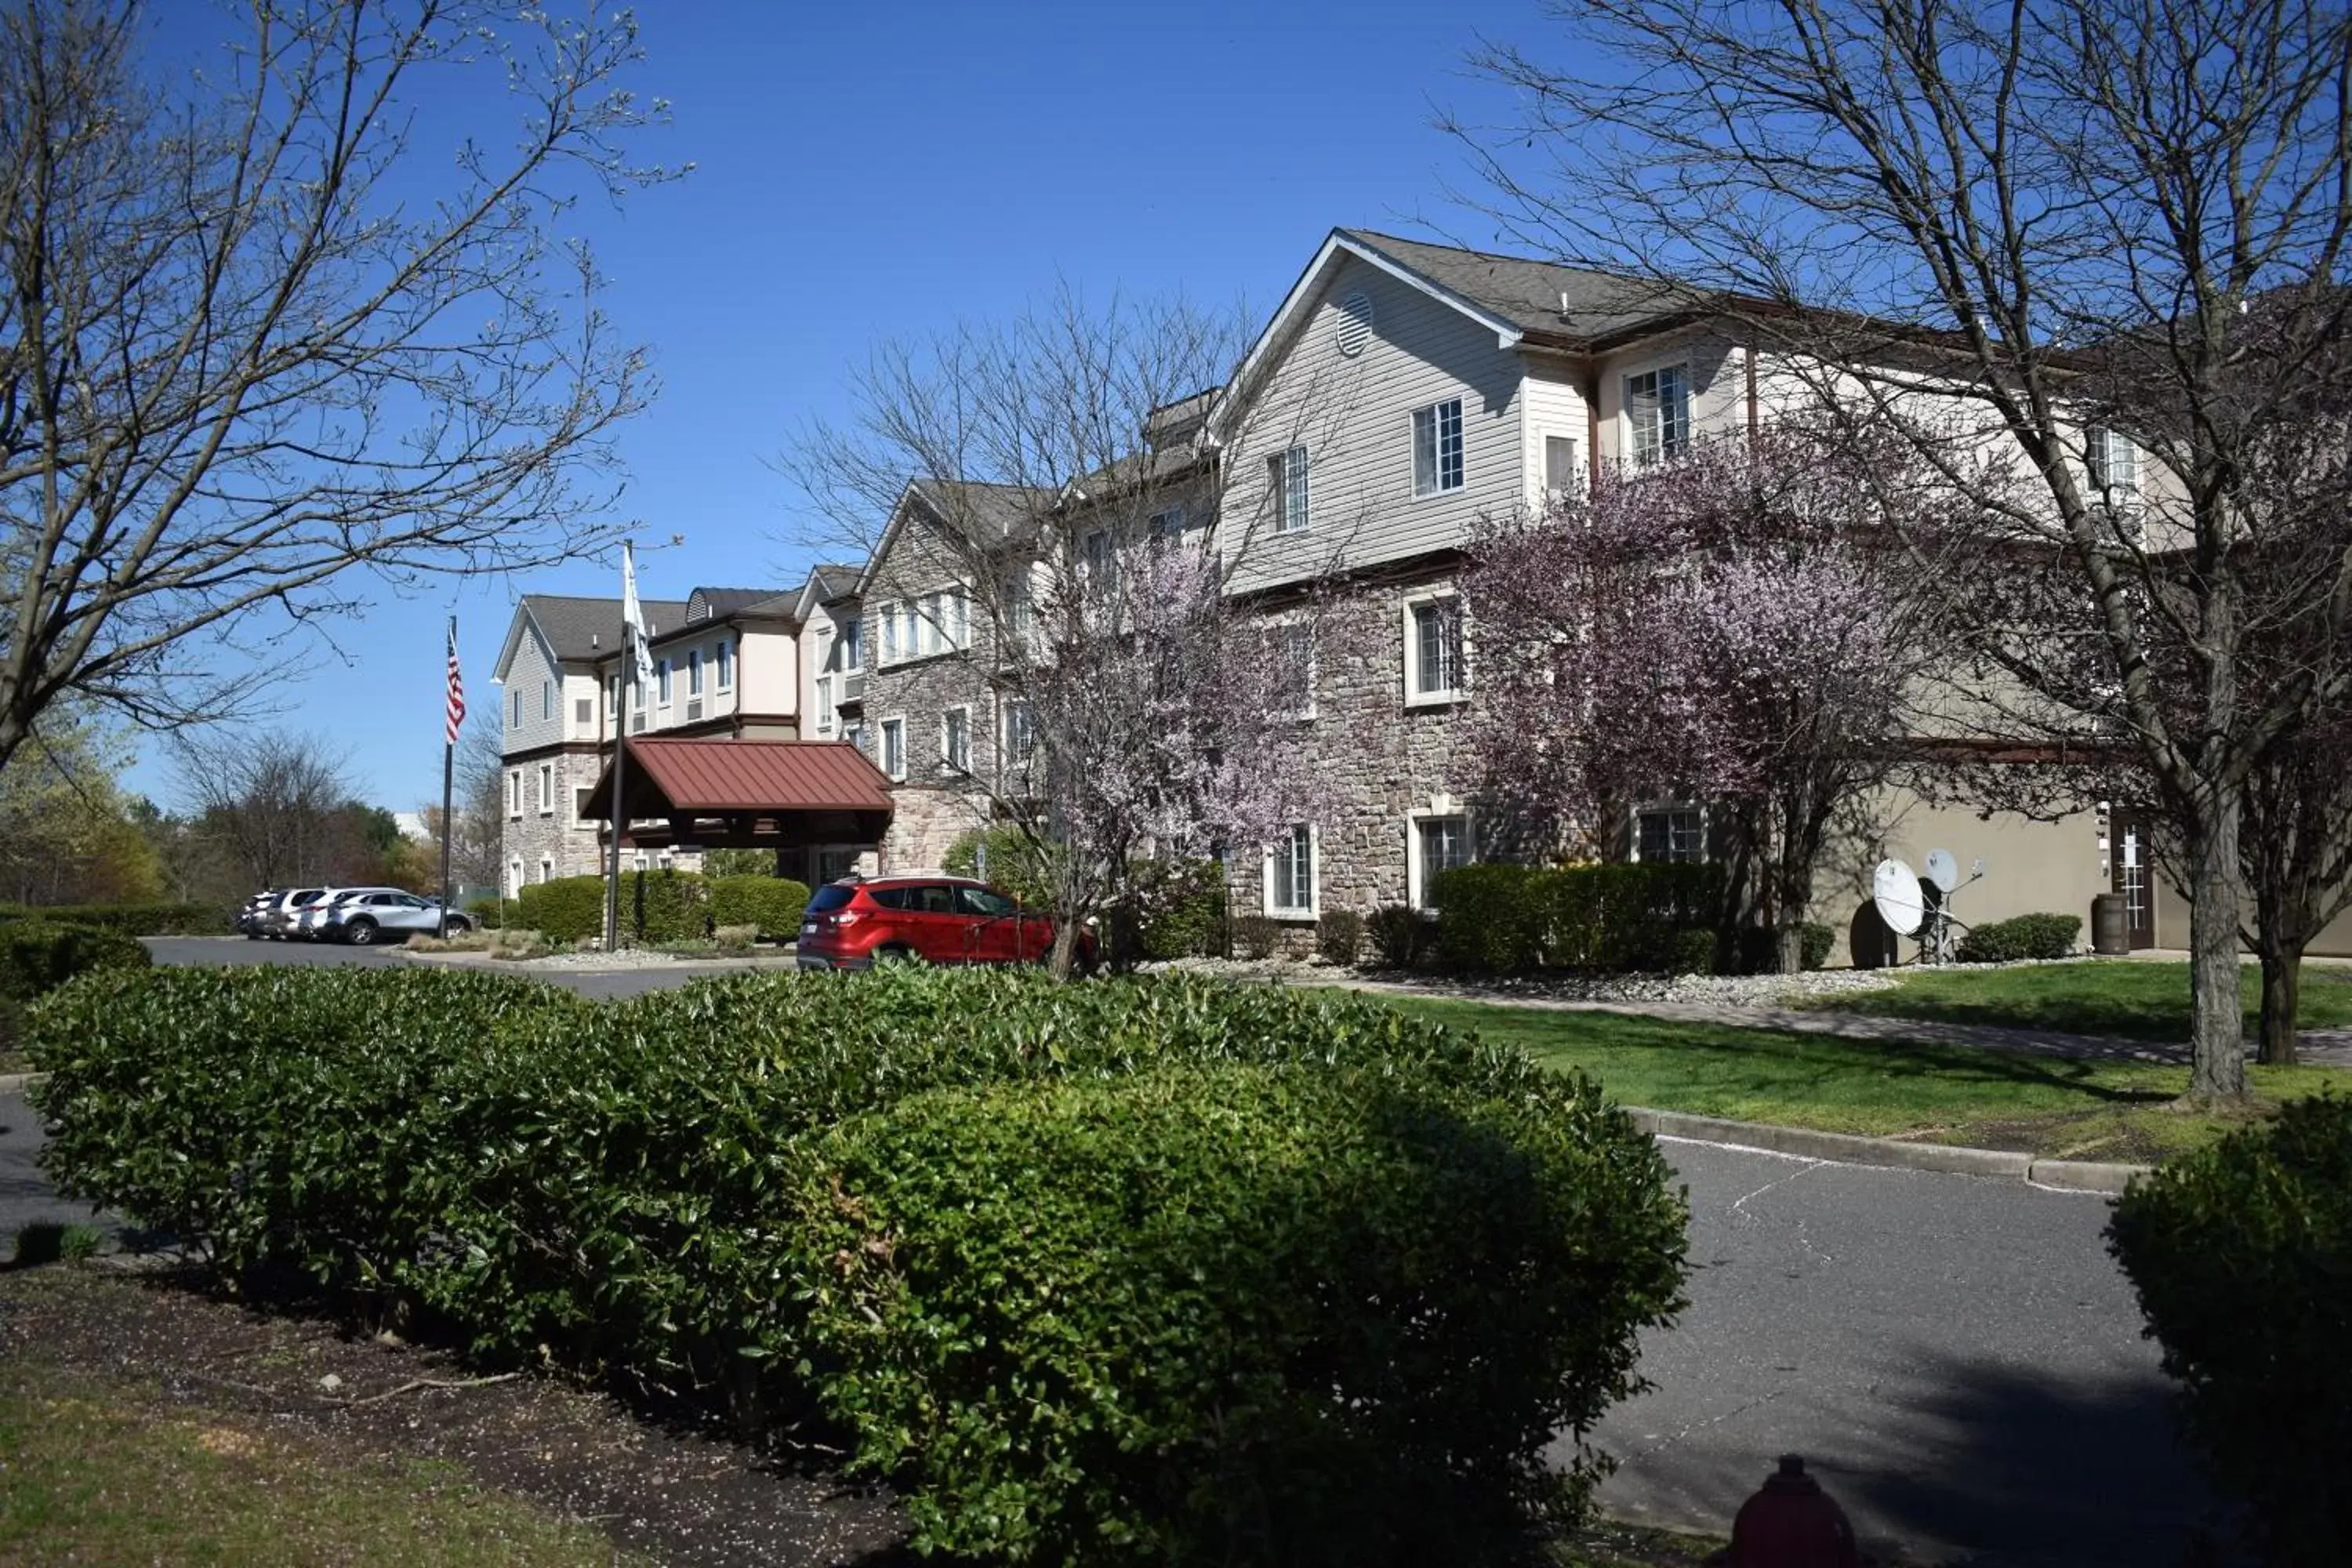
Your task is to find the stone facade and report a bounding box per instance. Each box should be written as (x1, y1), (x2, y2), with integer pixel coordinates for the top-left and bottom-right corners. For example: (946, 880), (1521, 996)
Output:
(499, 744), (610, 891)
(854, 641), (1002, 872)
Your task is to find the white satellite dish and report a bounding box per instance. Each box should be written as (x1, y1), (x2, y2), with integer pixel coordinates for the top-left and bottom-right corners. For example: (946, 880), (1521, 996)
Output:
(1873, 858), (1925, 936)
(1924, 849), (1962, 895)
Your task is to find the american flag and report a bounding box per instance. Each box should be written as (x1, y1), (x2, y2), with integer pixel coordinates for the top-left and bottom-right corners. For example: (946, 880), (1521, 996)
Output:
(444, 620), (466, 745)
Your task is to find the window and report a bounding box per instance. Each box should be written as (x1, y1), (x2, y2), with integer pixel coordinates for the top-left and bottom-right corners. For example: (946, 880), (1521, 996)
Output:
(1000, 569), (1033, 643)
(879, 605), (901, 664)
(717, 639), (733, 689)
(608, 675), (620, 728)
(1148, 506), (1188, 551)
(1626, 366), (1690, 467)
(539, 857), (553, 884)
(880, 717), (906, 781)
(1414, 815), (1473, 909)
(1268, 825), (1316, 917)
(840, 617), (862, 670)
(688, 649), (703, 696)
(507, 858), (523, 897)
(1272, 622), (1316, 718)
(2086, 427), (2140, 505)
(935, 589), (967, 652)
(1081, 529), (1117, 593)
(507, 769), (522, 818)
(1412, 398), (1465, 496)
(942, 706), (970, 772)
(537, 764), (554, 814)
(1406, 596), (1466, 702)
(1544, 434), (1581, 501)
(574, 696), (592, 729)
(573, 785), (594, 827)
(958, 884), (1018, 918)
(1635, 805), (1705, 863)
(1002, 699), (1035, 763)
(815, 674), (835, 735)
(842, 719), (865, 754)
(657, 658), (672, 705)
(1269, 445), (1310, 533)
(509, 689), (521, 728)
(541, 681), (553, 721)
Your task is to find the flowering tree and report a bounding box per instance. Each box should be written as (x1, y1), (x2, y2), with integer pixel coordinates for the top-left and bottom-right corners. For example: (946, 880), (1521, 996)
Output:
(1465, 426), (1965, 972)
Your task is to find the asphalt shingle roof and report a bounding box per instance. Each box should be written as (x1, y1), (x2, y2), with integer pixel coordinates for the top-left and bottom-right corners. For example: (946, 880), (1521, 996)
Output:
(1342, 229), (1712, 346)
(522, 593), (691, 663)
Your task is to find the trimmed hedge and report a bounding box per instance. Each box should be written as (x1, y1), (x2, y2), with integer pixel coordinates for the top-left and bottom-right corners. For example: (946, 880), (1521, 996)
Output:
(30, 964), (1688, 1563)
(1366, 904), (1428, 970)
(0, 920), (152, 1062)
(707, 876), (809, 941)
(1955, 912), (2082, 964)
(1429, 862), (1728, 975)
(2108, 1095), (2352, 1562)
(512, 871), (720, 945)
(0, 902), (226, 935)
(1134, 859), (1227, 962)
(1316, 909), (1364, 967)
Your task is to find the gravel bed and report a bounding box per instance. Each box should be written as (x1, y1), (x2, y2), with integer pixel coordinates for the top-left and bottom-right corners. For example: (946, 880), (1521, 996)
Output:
(1145, 955), (1905, 1007)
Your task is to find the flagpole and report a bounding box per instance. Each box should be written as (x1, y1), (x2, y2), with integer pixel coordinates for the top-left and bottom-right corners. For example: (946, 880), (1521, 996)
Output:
(438, 615), (459, 940)
(604, 709), (628, 951)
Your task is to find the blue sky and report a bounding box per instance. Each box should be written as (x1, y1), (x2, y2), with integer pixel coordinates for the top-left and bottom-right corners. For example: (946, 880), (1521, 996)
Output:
(127, 0), (1555, 810)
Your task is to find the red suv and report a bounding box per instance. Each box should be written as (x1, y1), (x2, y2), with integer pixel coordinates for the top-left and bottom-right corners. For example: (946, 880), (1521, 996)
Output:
(796, 875), (1095, 971)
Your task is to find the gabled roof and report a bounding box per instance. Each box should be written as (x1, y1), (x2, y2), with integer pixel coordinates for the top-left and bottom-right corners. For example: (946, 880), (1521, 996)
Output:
(790, 564), (863, 622)
(496, 592), (690, 683)
(1215, 227), (1715, 437)
(856, 479), (1055, 596)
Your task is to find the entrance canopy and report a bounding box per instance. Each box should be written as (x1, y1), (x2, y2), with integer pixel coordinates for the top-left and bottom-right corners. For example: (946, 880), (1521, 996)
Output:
(583, 739), (893, 851)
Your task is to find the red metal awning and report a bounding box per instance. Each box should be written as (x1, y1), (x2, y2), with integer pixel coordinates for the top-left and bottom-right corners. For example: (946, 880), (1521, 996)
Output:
(583, 739), (893, 848)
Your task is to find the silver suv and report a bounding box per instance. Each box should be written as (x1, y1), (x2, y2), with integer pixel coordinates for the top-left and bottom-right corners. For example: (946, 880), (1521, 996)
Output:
(317, 890), (470, 946)
(287, 885), (409, 940)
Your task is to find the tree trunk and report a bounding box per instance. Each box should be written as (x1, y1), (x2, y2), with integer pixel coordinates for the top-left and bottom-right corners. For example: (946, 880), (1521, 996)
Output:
(1047, 913), (1080, 982)
(2258, 941), (2303, 1067)
(2186, 802), (2251, 1105)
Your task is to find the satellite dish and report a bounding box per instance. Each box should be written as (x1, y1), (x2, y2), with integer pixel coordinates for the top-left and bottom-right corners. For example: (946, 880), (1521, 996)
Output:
(1873, 858), (1925, 936)
(1924, 849), (1962, 894)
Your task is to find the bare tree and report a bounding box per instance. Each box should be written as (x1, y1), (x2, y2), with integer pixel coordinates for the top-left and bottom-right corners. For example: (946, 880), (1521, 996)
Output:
(1456, 0), (2352, 1104)
(786, 291), (1358, 978)
(172, 727), (365, 889)
(414, 702), (503, 891)
(0, 0), (679, 777)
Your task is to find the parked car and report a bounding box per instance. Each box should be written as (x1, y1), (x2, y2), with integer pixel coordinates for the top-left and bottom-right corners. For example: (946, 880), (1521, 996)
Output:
(315, 890), (470, 946)
(289, 886), (412, 942)
(237, 888), (286, 939)
(796, 875), (1095, 971)
(256, 887), (331, 939)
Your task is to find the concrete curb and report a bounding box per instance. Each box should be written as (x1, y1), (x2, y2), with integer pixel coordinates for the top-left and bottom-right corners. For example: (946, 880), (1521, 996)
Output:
(1623, 1107), (2149, 1193)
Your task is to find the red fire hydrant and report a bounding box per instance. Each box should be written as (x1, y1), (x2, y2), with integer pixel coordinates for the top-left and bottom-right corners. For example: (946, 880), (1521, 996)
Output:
(1729, 1454), (1862, 1568)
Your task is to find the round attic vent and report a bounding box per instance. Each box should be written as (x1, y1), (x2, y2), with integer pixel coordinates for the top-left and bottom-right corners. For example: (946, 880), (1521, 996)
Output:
(1335, 290), (1374, 357)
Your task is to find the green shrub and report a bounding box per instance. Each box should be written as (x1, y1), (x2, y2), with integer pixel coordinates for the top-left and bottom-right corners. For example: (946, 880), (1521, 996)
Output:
(1365, 904), (1428, 970)
(1231, 913), (1279, 961)
(2108, 1095), (2352, 1562)
(1955, 912), (2082, 964)
(942, 825), (1057, 910)
(511, 872), (717, 945)
(1666, 927), (1715, 975)
(0, 902), (226, 935)
(1316, 909), (1364, 967)
(510, 877), (605, 943)
(462, 895), (505, 931)
(0, 920), (151, 1004)
(1430, 862), (1729, 975)
(796, 1064), (1686, 1563)
(1799, 921), (1836, 971)
(28, 964), (1689, 1561)
(699, 848), (782, 877)
(1135, 859), (1227, 961)
(707, 876), (809, 941)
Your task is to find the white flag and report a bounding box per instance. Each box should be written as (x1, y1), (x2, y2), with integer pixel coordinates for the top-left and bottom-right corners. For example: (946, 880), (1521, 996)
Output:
(620, 542), (655, 687)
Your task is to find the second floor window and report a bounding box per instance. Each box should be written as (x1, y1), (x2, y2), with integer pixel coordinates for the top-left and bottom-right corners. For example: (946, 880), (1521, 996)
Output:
(1409, 597), (1465, 702)
(538, 764), (554, 813)
(880, 717), (906, 781)
(508, 769), (521, 816)
(657, 659), (672, 705)
(541, 681), (552, 721)
(1081, 530), (1117, 593)
(574, 697), (592, 729)
(1002, 699), (1035, 763)
(1544, 434), (1581, 502)
(815, 674), (834, 735)
(840, 617), (862, 670)
(1270, 445), (1310, 533)
(688, 649), (703, 696)
(1413, 398), (1464, 497)
(1272, 622), (1315, 717)
(942, 706), (970, 772)
(717, 639), (733, 689)
(509, 689), (521, 728)
(1627, 366), (1690, 467)
(1000, 569), (1033, 644)
(2086, 426), (2140, 505)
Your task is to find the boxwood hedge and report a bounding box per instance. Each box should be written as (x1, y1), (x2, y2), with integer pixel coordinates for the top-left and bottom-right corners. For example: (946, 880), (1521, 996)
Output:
(1955, 912), (2082, 964)
(2108, 1095), (2352, 1562)
(29, 965), (1689, 1563)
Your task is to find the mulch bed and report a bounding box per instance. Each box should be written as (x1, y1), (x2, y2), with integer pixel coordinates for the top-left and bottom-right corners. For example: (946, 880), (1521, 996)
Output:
(0, 1261), (912, 1567)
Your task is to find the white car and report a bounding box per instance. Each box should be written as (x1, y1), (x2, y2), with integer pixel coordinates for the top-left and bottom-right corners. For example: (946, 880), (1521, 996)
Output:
(292, 886), (410, 941)
(317, 890), (470, 946)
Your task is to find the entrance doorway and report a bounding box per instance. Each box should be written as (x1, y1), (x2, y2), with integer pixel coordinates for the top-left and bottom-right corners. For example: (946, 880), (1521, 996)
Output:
(2110, 814), (2156, 949)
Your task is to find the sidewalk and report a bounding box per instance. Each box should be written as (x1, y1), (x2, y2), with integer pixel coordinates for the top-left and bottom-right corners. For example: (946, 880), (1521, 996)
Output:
(1301, 974), (2352, 1069)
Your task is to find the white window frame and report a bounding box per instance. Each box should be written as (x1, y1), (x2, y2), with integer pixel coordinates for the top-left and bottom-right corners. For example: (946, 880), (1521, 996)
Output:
(573, 695), (593, 732)
(1625, 363), (1691, 469)
(999, 568), (1033, 644)
(507, 768), (523, 819)
(1080, 528), (1117, 592)
(537, 763), (554, 815)
(1403, 591), (1468, 706)
(716, 638), (734, 691)
(688, 648), (704, 697)
(1269, 444), (1311, 534)
(656, 657), (673, 706)
(878, 604), (902, 666)
(506, 857), (524, 897)
(1001, 698), (1035, 764)
(1543, 432), (1582, 503)
(840, 616), (862, 671)
(2085, 426), (2142, 509)
(541, 680), (553, 721)
(880, 716), (907, 782)
(1411, 397), (1465, 498)
(1148, 505), (1188, 547)
(1407, 808), (1475, 911)
(508, 689), (521, 729)
(1263, 823), (1319, 921)
(942, 705), (971, 773)
(815, 673), (835, 735)
(572, 784), (595, 829)
(1270, 619), (1316, 720)
(1632, 802), (1708, 864)
(539, 857), (554, 884)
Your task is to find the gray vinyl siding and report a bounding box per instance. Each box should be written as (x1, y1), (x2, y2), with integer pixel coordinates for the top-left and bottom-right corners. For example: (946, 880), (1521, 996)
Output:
(499, 627), (568, 756)
(1224, 256), (1525, 593)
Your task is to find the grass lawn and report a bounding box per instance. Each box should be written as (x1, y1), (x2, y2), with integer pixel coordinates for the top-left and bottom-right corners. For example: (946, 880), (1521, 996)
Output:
(1792, 958), (2352, 1044)
(1385, 996), (2352, 1163)
(0, 1355), (642, 1566)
